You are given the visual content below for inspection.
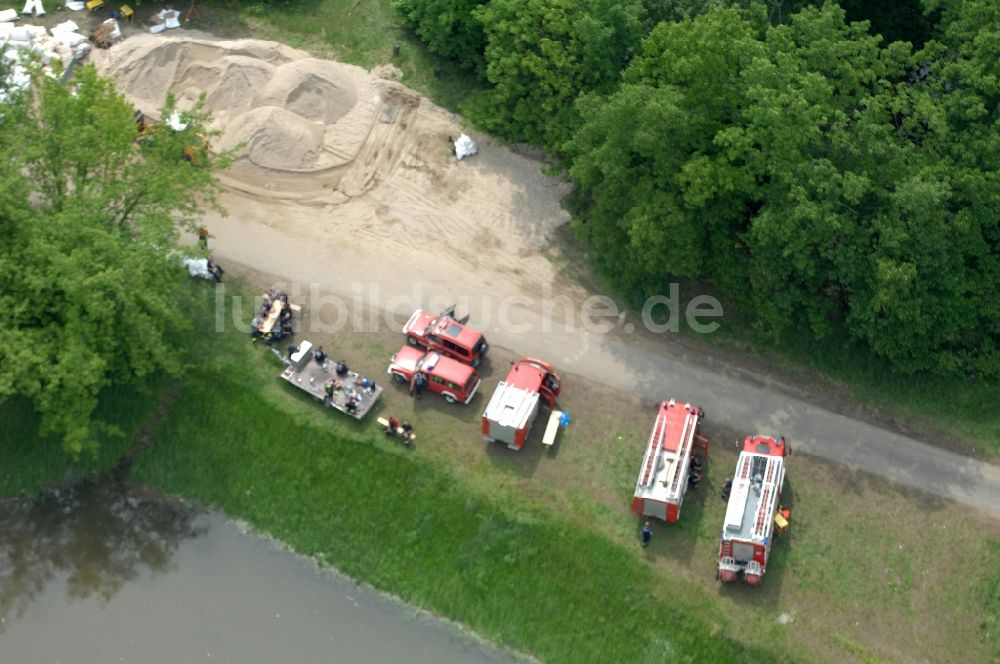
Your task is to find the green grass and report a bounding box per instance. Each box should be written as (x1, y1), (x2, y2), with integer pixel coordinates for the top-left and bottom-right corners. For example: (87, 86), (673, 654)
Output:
(0, 380), (163, 496)
(193, 0), (482, 113)
(984, 541), (1000, 659)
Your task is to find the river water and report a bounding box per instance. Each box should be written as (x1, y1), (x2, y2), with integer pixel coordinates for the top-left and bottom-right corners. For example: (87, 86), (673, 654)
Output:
(0, 481), (519, 664)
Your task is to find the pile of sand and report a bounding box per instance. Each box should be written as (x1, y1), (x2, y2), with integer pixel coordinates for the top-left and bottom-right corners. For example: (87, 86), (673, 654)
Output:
(97, 36), (373, 173)
(95, 34), (572, 301)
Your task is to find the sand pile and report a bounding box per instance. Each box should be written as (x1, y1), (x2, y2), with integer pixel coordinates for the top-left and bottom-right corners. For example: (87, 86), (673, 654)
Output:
(97, 36), (375, 174)
(96, 34), (572, 301)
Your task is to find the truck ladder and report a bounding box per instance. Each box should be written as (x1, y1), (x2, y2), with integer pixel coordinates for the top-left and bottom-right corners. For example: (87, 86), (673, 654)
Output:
(668, 410), (697, 494)
(640, 406), (668, 487)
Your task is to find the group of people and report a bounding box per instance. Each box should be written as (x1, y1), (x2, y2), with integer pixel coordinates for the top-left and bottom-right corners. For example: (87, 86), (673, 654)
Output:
(688, 455), (704, 489)
(250, 289), (293, 342)
(322, 355), (361, 412)
(384, 416), (414, 444)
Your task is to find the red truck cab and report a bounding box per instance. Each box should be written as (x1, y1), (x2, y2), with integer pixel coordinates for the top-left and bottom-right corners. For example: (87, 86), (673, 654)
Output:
(387, 346), (481, 404)
(403, 308), (488, 367)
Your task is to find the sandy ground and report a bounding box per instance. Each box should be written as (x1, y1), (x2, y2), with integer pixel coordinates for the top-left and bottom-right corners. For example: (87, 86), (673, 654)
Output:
(93, 34), (1000, 520)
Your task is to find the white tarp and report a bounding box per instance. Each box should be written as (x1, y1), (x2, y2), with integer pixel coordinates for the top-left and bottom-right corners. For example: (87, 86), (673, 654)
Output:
(183, 258), (213, 280)
(20, 0), (45, 17)
(454, 133), (478, 160)
(0, 8), (19, 22)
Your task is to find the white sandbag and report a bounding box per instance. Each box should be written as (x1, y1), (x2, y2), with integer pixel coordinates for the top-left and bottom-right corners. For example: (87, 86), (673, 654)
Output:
(65, 0), (85, 9)
(21, 0), (45, 17)
(454, 133), (478, 160)
(0, 8), (18, 22)
(72, 41), (90, 58)
(52, 19), (79, 32)
(157, 9), (180, 28)
(149, 22), (166, 34)
(22, 23), (46, 37)
(5, 27), (31, 41)
(51, 30), (87, 47)
(0, 22), (14, 38)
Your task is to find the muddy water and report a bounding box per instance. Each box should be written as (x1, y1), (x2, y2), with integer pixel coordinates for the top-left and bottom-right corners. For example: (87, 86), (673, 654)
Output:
(0, 482), (518, 663)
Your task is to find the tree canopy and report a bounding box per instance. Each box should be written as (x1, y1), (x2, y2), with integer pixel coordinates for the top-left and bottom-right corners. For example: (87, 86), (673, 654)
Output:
(0, 65), (227, 454)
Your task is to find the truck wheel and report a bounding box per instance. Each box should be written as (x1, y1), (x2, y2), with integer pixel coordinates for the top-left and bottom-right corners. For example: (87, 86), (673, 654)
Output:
(392, 372), (407, 384)
(407, 336), (419, 346)
(443, 394), (457, 404)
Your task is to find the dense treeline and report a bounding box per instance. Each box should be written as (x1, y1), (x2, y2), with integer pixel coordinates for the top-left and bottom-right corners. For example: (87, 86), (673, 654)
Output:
(396, 0), (1000, 379)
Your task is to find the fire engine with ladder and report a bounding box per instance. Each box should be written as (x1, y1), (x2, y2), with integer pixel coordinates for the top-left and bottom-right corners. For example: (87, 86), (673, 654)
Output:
(717, 435), (789, 585)
(631, 400), (708, 522)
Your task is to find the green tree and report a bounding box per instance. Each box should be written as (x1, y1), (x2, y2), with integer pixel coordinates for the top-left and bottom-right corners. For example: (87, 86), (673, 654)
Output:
(0, 65), (228, 454)
(472, 0), (645, 150)
(393, 0), (488, 74)
(567, 6), (767, 297)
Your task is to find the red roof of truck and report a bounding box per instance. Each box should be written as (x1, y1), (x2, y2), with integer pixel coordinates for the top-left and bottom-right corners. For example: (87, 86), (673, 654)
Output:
(504, 358), (553, 391)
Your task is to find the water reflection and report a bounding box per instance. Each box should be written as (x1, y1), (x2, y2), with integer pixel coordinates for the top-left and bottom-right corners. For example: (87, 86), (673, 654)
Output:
(0, 479), (204, 629)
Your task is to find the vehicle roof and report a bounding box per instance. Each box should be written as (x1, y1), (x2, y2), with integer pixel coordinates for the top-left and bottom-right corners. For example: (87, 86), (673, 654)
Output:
(503, 358), (551, 391)
(633, 400), (702, 504)
(421, 351), (476, 383)
(483, 382), (540, 429)
(434, 316), (482, 348)
(721, 439), (786, 544)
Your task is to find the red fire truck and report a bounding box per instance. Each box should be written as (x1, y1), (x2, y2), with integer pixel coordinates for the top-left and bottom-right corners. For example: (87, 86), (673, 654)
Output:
(717, 435), (788, 586)
(630, 400), (708, 522)
(403, 306), (488, 367)
(387, 347), (481, 404)
(482, 358), (560, 450)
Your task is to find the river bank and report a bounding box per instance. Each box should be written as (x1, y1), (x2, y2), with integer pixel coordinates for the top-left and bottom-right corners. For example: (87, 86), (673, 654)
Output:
(0, 481), (520, 663)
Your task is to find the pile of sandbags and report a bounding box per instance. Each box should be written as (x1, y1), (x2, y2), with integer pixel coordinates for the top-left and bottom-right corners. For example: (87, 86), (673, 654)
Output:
(0, 19), (91, 79)
(149, 9), (181, 33)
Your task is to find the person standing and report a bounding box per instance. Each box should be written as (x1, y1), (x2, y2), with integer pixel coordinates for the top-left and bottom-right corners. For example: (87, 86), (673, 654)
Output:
(641, 521), (652, 547)
(411, 372), (427, 399)
(198, 226), (210, 250)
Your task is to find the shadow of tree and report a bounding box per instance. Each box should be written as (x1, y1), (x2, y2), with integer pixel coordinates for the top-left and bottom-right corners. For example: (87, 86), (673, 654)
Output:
(0, 479), (205, 630)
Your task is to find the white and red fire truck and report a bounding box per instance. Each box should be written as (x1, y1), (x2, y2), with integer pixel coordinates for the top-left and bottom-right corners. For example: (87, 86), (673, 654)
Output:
(717, 435), (788, 586)
(482, 358), (560, 450)
(630, 400), (708, 523)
